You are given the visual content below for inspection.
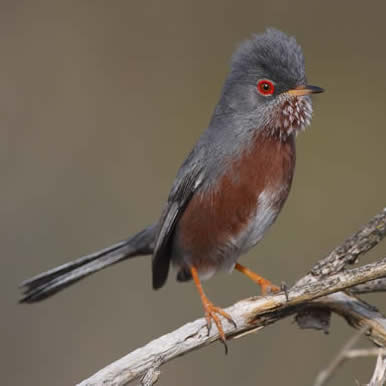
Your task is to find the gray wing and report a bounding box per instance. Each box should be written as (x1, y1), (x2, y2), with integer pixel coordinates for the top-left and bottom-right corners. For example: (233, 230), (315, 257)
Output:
(152, 146), (206, 289)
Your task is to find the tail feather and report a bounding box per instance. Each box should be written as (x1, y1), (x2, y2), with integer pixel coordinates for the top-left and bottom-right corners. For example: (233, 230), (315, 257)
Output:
(19, 224), (157, 303)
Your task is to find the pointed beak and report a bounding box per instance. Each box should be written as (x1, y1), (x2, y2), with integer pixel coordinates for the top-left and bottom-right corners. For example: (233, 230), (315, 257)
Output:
(287, 85), (324, 96)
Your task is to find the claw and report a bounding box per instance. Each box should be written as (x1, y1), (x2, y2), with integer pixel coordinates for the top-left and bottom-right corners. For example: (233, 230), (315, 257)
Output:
(191, 267), (236, 353)
(281, 281), (289, 301)
(222, 339), (229, 355)
(203, 301), (235, 354)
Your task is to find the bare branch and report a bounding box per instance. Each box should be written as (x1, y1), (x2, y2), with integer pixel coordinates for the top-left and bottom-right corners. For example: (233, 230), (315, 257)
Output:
(314, 328), (386, 386)
(140, 366), (161, 386)
(314, 326), (368, 386)
(295, 208), (386, 289)
(77, 258), (386, 386)
(314, 292), (386, 346)
(311, 208), (386, 277)
(351, 278), (386, 294)
(346, 348), (386, 359)
(76, 208), (386, 386)
(368, 353), (386, 386)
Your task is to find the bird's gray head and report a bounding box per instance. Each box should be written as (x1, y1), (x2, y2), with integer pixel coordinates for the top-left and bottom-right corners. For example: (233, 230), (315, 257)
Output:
(213, 28), (323, 140)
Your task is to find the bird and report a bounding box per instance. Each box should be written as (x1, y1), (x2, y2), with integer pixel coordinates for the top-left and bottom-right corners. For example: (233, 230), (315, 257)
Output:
(20, 28), (324, 352)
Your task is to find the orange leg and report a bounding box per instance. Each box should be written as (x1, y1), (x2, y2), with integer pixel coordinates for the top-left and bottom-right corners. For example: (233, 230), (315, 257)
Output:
(234, 263), (280, 295)
(190, 266), (236, 353)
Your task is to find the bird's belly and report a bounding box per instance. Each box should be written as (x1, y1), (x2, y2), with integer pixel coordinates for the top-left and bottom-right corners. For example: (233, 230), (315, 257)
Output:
(172, 185), (288, 280)
(235, 189), (281, 255)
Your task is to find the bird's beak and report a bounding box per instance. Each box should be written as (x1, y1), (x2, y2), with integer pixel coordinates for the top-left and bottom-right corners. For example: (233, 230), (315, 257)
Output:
(287, 85), (324, 96)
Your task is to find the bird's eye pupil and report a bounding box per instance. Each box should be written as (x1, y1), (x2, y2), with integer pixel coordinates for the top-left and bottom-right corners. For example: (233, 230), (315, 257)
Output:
(257, 80), (275, 95)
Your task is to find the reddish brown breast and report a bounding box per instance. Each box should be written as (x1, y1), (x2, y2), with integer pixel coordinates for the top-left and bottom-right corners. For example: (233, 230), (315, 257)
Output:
(174, 133), (296, 272)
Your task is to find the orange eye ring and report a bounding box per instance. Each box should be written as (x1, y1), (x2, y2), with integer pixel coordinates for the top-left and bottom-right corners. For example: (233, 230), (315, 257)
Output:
(257, 79), (275, 96)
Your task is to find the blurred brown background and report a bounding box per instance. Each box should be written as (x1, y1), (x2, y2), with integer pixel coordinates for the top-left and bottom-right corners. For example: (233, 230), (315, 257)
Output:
(2, 1), (386, 385)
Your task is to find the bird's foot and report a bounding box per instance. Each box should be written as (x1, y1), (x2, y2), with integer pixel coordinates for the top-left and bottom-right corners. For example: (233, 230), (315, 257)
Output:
(190, 266), (236, 354)
(202, 299), (236, 354)
(235, 263), (280, 296)
(260, 280), (280, 296)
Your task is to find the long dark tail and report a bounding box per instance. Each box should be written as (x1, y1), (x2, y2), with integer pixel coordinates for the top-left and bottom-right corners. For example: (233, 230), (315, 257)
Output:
(19, 224), (157, 303)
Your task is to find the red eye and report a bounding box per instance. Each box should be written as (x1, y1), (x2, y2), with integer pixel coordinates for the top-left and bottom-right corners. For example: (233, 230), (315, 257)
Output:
(257, 80), (275, 96)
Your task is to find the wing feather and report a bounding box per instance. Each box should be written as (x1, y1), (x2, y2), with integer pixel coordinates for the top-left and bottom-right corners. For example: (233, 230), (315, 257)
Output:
(152, 148), (205, 289)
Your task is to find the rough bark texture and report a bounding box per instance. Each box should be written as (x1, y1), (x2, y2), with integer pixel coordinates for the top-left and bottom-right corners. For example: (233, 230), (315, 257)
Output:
(311, 208), (386, 277)
(77, 208), (386, 386)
